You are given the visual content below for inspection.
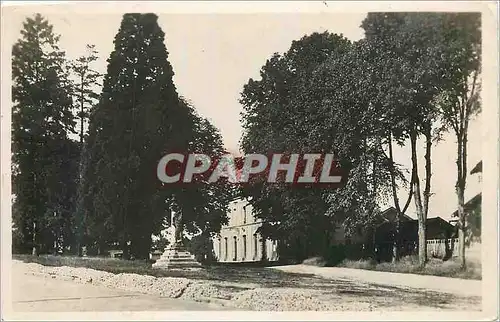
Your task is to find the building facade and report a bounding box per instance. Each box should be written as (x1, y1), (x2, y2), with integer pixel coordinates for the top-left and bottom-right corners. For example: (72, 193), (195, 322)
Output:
(212, 198), (279, 263)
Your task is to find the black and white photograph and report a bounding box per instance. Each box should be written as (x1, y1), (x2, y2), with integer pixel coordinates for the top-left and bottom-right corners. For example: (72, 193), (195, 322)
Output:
(1, 1), (498, 321)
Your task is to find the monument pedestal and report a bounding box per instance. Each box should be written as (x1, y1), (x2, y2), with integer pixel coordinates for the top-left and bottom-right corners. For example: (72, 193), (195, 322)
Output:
(152, 243), (202, 270)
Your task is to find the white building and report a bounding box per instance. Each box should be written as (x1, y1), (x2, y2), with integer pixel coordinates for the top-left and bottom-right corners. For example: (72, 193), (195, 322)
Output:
(212, 198), (279, 263)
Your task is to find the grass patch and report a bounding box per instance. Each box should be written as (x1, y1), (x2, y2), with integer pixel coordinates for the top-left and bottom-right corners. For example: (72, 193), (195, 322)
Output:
(12, 254), (313, 285)
(340, 255), (481, 280)
(14, 253), (156, 274)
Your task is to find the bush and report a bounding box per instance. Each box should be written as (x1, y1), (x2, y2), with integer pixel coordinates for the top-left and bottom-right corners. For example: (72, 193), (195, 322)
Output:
(341, 258), (376, 270)
(324, 244), (347, 266)
(302, 256), (327, 267)
(339, 255), (481, 280)
(186, 234), (216, 264)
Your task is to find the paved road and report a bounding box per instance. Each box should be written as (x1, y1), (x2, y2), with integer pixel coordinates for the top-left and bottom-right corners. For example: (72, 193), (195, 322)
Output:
(11, 269), (225, 312)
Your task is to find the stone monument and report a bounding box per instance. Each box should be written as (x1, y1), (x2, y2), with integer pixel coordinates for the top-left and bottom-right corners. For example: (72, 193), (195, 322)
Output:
(152, 210), (202, 270)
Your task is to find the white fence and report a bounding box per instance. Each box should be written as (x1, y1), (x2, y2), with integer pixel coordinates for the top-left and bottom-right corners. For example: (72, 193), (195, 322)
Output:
(426, 238), (459, 258)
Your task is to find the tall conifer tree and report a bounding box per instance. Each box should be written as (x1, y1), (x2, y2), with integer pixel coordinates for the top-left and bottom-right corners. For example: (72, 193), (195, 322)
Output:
(82, 13), (192, 259)
(12, 14), (77, 255)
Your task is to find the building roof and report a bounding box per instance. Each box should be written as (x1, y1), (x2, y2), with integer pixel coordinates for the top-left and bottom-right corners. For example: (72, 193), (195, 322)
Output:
(470, 161), (482, 174)
(377, 207), (413, 223)
(451, 193), (482, 218)
(376, 215), (457, 241)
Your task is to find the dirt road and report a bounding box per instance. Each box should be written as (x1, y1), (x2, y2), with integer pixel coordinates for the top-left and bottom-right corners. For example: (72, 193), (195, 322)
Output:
(271, 264), (482, 297)
(7, 259), (482, 312)
(10, 268), (225, 312)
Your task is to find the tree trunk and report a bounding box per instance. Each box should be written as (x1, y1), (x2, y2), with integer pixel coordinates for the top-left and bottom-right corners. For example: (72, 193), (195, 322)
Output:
(410, 130), (426, 267)
(80, 75), (84, 144)
(98, 239), (106, 256)
(423, 126), (433, 219)
(32, 221), (38, 256)
(130, 219), (154, 260)
(77, 77), (85, 258)
(421, 126), (433, 266)
(32, 171), (39, 257)
(457, 187), (466, 269)
(77, 242), (83, 257)
(121, 236), (130, 260)
(53, 235), (58, 255)
(388, 133), (413, 263)
(371, 228), (376, 259)
(131, 236), (151, 260)
(388, 134), (401, 263)
(260, 235), (268, 263)
(456, 135), (467, 269)
(417, 217), (426, 263)
(387, 133), (401, 262)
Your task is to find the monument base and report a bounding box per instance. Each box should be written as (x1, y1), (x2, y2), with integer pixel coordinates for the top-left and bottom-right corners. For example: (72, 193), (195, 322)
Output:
(152, 243), (202, 270)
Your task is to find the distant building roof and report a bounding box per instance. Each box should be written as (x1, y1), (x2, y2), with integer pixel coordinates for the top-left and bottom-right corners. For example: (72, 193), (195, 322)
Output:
(471, 161), (482, 174)
(375, 216), (457, 241)
(378, 207), (413, 223)
(451, 193), (482, 218)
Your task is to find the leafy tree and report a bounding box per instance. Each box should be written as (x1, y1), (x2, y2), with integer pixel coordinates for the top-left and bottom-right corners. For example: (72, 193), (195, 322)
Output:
(151, 233), (170, 252)
(362, 13), (482, 268)
(186, 232), (217, 264)
(239, 34), (335, 261)
(167, 98), (234, 246)
(11, 14), (76, 255)
(433, 13), (481, 269)
(239, 32), (395, 262)
(293, 38), (400, 261)
(361, 13), (451, 266)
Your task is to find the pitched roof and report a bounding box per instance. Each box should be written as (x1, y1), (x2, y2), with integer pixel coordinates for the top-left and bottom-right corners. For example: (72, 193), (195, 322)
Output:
(378, 207), (413, 223)
(451, 193), (482, 218)
(375, 215), (457, 240)
(471, 161), (482, 174)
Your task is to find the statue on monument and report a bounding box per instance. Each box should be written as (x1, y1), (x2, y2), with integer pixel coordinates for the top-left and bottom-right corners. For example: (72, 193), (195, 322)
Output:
(153, 208), (201, 269)
(169, 210), (184, 247)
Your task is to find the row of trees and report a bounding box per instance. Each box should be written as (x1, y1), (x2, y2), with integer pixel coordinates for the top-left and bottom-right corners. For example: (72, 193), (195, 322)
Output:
(239, 12), (481, 268)
(12, 13), (234, 259)
(11, 12), (481, 268)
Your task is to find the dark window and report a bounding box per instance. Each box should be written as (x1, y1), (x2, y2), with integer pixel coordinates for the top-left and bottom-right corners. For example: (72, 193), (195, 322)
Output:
(218, 238), (221, 260)
(233, 236), (237, 261)
(224, 237), (228, 261)
(253, 234), (258, 260)
(242, 235), (247, 260)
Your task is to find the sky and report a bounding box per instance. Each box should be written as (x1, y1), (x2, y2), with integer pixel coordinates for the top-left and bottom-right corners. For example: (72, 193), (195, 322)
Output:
(6, 10), (483, 221)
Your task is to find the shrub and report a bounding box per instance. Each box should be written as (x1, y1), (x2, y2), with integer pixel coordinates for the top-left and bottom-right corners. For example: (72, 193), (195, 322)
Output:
(341, 258), (376, 270)
(302, 256), (327, 267)
(324, 244), (347, 266)
(338, 255), (481, 280)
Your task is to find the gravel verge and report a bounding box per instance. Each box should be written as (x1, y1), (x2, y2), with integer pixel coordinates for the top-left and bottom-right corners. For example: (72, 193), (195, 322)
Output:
(18, 260), (231, 302)
(231, 288), (375, 311)
(14, 260), (480, 311)
(16, 260), (341, 310)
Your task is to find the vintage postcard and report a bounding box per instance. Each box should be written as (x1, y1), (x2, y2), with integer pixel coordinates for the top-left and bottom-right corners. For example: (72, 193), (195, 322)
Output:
(1, 1), (498, 321)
